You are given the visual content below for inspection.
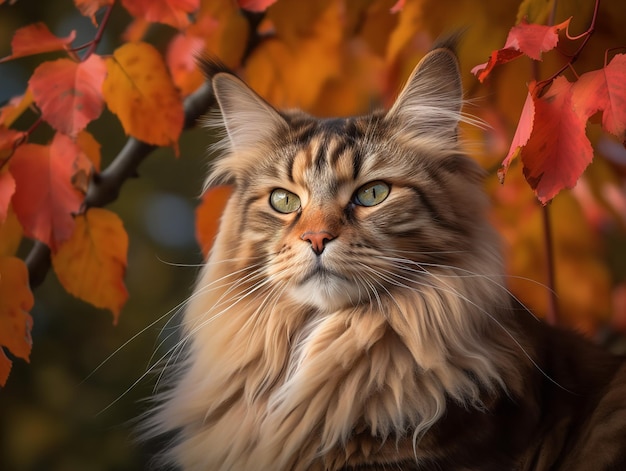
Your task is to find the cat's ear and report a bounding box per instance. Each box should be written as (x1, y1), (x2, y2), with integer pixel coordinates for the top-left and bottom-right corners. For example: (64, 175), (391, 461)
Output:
(385, 47), (463, 140)
(211, 73), (288, 153)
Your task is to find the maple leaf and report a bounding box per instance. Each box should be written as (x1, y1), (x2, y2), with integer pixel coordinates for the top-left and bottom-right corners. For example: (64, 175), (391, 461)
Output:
(0, 22), (76, 63)
(520, 76), (594, 204)
(29, 55), (107, 137)
(472, 18), (571, 82)
(238, 0), (278, 12)
(74, 0), (114, 25)
(103, 42), (184, 154)
(52, 208), (129, 322)
(572, 53), (626, 141)
(195, 186), (233, 258)
(121, 0), (200, 30)
(0, 256), (34, 387)
(10, 134), (88, 250)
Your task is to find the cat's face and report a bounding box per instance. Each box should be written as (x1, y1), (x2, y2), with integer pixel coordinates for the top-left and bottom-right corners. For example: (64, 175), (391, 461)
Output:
(205, 48), (491, 313)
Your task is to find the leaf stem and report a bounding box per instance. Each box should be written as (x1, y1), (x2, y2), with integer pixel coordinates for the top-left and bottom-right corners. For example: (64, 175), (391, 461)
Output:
(68, 5), (114, 60)
(541, 204), (559, 325)
(542, 0), (600, 85)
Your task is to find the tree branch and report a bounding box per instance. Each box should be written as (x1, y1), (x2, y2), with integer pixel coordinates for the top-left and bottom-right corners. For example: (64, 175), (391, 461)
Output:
(26, 80), (216, 289)
(25, 10), (266, 290)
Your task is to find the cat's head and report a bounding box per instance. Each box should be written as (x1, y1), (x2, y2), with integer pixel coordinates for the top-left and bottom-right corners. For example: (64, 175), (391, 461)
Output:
(202, 47), (498, 313)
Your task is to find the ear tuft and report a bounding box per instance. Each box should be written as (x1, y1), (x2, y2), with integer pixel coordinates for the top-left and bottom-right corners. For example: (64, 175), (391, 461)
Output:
(386, 47), (463, 141)
(210, 72), (288, 153)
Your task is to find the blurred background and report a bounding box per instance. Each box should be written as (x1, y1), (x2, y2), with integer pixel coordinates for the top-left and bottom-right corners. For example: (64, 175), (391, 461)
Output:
(1, 0), (626, 470)
(0, 2), (208, 469)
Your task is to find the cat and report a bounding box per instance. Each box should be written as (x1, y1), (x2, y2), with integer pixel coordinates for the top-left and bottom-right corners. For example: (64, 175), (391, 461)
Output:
(144, 42), (626, 470)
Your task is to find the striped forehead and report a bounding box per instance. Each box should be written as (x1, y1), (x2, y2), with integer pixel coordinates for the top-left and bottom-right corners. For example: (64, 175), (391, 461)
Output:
(287, 118), (368, 189)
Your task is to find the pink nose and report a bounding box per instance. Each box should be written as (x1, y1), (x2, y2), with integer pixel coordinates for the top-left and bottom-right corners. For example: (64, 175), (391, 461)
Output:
(301, 231), (336, 255)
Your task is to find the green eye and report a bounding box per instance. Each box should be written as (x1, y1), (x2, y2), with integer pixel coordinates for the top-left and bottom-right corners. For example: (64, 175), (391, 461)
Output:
(354, 181), (390, 207)
(270, 188), (301, 214)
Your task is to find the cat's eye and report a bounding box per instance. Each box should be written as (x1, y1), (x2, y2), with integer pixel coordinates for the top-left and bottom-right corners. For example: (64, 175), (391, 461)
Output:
(270, 188), (301, 214)
(354, 181), (390, 207)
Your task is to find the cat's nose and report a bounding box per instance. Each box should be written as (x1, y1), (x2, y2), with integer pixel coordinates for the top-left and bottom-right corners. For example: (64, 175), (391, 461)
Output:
(301, 231), (336, 256)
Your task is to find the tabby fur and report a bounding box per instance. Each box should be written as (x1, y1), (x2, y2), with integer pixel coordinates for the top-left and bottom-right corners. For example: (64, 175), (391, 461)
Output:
(145, 45), (626, 470)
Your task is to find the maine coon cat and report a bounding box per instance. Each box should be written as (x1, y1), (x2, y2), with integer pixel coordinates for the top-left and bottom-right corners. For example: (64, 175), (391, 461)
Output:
(146, 43), (626, 470)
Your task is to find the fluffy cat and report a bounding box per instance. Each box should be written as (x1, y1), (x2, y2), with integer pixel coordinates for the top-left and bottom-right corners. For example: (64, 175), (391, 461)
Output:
(145, 44), (626, 470)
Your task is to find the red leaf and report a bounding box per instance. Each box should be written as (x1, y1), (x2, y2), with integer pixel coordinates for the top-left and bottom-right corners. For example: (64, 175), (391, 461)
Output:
(572, 54), (626, 141)
(0, 22), (76, 63)
(472, 18), (571, 83)
(238, 0), (277, 12)
(74, 0), (114, 25)
(498, 84), (536, 183)
(166, 32), (206, 96)
(521, 76), (594, 204)
(10, 134), (87, 250)
(29, 55), (106, 137)
(0, 168), (15, 225)
(121, 0), (200, 29)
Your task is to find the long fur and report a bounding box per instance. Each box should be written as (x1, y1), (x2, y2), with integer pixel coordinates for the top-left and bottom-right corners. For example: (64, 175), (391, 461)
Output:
(143, 46), (626, 471)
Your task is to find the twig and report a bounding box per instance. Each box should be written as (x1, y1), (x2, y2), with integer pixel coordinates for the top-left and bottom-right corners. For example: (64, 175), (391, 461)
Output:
(541, 205), (559, 325)
(26, 80), (215, 288)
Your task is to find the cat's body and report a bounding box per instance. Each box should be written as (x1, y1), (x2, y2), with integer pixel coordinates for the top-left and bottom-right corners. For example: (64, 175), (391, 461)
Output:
(146, 45), (626, 470)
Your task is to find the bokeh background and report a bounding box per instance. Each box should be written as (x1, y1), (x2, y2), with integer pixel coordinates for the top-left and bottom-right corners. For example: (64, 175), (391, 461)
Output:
(1, 0), (626, 470)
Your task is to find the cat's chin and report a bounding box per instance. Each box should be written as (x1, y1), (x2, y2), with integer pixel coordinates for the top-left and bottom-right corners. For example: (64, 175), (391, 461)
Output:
(288, 274), (363, 312)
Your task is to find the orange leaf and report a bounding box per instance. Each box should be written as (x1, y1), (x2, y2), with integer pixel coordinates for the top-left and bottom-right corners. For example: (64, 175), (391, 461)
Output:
(10, 134), (88, 250)
(74, 0), (114, 25)
(76, 130), (101, 172)
(572, 53), (626, 141)
(121, 0), (200, 29)
(521, 76), (594, 204)
(29, 55), (107, 137)
(103, 42), (184, 154)
(196, 186), (232, 258)
(52, 208), (129, 322)
(0, 22), (76, 63)
(472, 18), (571, 82)
(238, 0), (278, 12)
(0, 256), (34, 387)
(0, 90), (34, 128)
(0, 207), (23, 257)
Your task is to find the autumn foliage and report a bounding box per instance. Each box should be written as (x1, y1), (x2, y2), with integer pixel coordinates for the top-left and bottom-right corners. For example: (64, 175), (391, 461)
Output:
(0, 0), (625, 387)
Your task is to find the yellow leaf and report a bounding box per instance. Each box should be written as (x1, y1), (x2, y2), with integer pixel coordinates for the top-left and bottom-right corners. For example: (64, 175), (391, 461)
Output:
(103, 41), (184, 154)
(0, 256), (34, 387)
(52, 208), (129, 323)
(0, 207), (23, 257)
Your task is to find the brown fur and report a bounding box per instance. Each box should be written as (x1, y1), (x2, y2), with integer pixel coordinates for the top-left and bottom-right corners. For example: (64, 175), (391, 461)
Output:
(145, 48), (626, 470)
